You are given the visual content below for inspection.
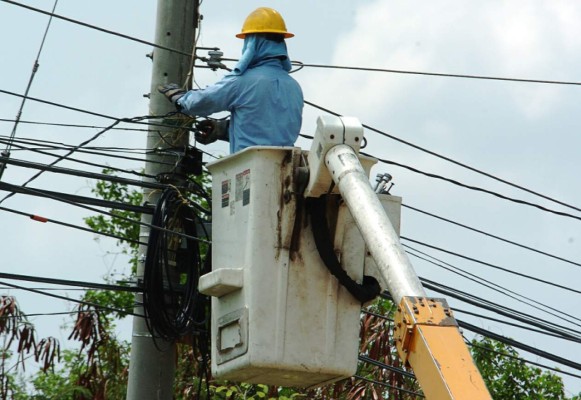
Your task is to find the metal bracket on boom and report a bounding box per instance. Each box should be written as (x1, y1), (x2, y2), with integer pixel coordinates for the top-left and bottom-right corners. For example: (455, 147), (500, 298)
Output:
(303, 116), (365, 198)
(394, 296), (491, 400)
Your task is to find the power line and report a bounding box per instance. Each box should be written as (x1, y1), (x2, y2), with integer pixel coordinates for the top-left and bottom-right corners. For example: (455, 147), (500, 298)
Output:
(353, 374), (424, 398)
(0, 88), (118, 121)
(361, 309), (581, 380)
(458, 319), (581, 371)
(1, 0), (58, 165)
(0, 280), (143, 318)
(0, 138), (154, 180)
(0, 310), (89, 318)
(358, 355), (416, 379)
(0, 204), (147, 246)
(304, 100), (581, 215)
(0, 180), (152, 214)
(0, 135), (170, 166)
(379, 291), (581, 371)
(0, 117), (150, 132)
(294, 61), (581, 86)
(454, 307), (581, 343)
(0, 271), (139, 293)
(465, 340), (581, 380)
(220, 57), (581, 87)
(1, 0), (192, 58)
(402, 236), (581, 294)
(1, 182), (211, 245)
(0, 155), (167, 191)
(0, 88), (195, 132)
(6, 0), (580, 90)
(404, 245), (581, 328)
(0, 119), (122, 205)
(417, 281), (581, 341)
(0, 89), (220, 163)
(373, 157), (581, 222)
(403, 203), (581, 268)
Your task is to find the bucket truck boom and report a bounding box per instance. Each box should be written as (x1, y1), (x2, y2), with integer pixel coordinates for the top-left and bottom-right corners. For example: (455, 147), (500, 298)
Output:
(304, 115), (492, 400)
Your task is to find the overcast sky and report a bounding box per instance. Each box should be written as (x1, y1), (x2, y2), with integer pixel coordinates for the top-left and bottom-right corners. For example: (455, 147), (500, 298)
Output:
(1, 0), (580, 395)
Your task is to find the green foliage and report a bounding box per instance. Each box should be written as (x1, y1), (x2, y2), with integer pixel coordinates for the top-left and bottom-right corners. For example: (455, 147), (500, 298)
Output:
(470, 336), (576, 400)
(23, 344), (129, 400)
(82, 288), (134, 320)
(83, 168), (143, 273)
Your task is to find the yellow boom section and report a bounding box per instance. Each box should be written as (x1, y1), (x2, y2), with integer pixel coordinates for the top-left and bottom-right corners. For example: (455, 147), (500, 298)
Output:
(394, 297), (492, 400)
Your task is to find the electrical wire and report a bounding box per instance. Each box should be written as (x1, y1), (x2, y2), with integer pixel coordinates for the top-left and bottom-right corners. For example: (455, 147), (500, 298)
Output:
(304, 100), (581, 215)
(0, 280), (143, 318)
(402, 236), (581, 294)
(458, 318), (581, 371)
(0, 119), (122, 205)
(2, 0), (58, 155)
(295, 61), (581, 86)
(0, 204), (147, 246)
(358, 355), (416, 380)
(0, 135), (172, 166)
(0, 183), (211, 245)
(219, 57), (581, 87)
(0, 117), (150, 132)
(415, 281), (581, 341)
(360, 309), (581, 379)
(0, 155), (167, 191)
(363, 307), (569, 343)
(0, 310), (95, 318)
(464, 340), (581, 380)
(372, 156), (581, 222)
(403, 203), (581, 269)
(1, 0), (191, 57)
(379, 291), (581, 372)
(142, 187), (210, 341)
(0, 88), (198, 133)
(0, 138), (153, 180)
(0, 272), (139, 293)
(404, 245), (581, 328)
(454, 307), (580, 343)
(353, 374), (424, 398)
(7, 0), (581, 89)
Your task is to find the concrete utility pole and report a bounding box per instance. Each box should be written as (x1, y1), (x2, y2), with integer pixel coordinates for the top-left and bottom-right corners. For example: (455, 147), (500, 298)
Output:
(126, 1), (198, 399)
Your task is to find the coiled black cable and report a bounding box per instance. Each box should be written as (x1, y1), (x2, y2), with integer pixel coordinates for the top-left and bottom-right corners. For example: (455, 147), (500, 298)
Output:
(142, 187), (210, 342)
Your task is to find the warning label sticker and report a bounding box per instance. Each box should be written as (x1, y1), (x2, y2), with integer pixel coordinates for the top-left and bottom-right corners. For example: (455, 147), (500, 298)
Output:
(221, 179), (231, 208)
(235, 169), (251, 206)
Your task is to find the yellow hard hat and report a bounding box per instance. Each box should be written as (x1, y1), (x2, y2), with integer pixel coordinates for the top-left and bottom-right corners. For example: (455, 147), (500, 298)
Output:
(236, 7), (294, 39)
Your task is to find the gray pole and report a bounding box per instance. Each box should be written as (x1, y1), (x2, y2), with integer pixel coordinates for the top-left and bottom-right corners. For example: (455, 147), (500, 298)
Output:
(324, 144), (426, 304)
(126, 1), (198, 399)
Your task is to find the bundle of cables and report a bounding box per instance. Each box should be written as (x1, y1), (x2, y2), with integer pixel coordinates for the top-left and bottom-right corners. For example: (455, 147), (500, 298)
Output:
(142, 186), (210, 343)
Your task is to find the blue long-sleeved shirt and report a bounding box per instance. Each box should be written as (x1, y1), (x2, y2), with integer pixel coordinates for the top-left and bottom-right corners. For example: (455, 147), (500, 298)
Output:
(177, 37), (303, 153)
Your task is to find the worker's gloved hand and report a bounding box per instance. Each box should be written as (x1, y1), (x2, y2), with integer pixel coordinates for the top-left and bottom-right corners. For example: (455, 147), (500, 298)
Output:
(195, 119), (230, 144)
(157, 83), (186, 105)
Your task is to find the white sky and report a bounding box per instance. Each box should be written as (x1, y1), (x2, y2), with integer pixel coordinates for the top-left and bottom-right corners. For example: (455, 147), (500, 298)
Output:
(1, 0), (580, 395)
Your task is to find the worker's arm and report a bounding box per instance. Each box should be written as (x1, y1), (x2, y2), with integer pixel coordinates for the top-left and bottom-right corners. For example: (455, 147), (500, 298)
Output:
(158, 75), (238, 116)
(177, 76), (238, 117)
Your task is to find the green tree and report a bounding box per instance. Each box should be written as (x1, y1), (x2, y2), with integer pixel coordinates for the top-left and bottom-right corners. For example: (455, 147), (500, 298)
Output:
(471, 336), (580, 400)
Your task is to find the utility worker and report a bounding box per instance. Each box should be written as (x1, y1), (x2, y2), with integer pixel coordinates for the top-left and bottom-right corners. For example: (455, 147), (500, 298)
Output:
(159, 7), (303, 154)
